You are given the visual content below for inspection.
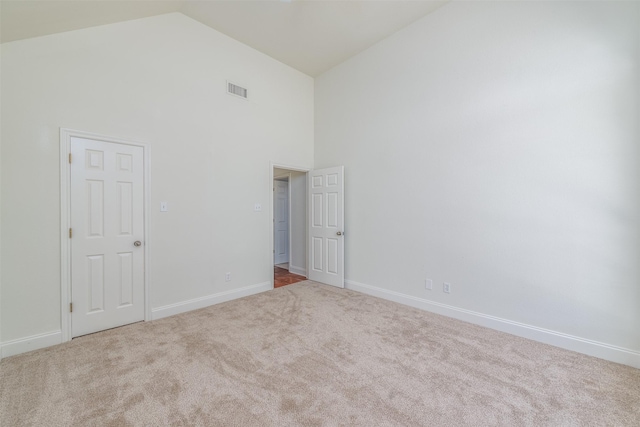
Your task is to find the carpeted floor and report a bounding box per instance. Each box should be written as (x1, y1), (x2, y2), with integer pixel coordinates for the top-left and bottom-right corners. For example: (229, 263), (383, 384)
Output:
(1, 281), (639, 426)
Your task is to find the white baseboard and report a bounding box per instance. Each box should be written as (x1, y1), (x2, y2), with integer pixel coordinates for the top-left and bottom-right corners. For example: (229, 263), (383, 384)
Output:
(0, 282), (272, 359)
(289, 264), (307, 277)
(151, 281), (272, 320)
(0, 330), (63, 359)
(345, 279), (640, 369)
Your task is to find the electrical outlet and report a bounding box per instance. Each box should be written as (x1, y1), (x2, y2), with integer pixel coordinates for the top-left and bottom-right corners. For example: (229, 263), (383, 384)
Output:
(443, 282), (451, 293)
(254, 203), (262, 212)
(425, 279), (433, 290)
(225, 272), (231, 282)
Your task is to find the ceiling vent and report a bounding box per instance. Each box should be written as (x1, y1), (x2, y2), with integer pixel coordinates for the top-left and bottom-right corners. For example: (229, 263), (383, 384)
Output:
(227, 81), (248, 100)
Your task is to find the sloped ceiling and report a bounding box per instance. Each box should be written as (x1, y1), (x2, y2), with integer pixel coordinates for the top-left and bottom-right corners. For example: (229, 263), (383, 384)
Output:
(0, 0), (448, 76)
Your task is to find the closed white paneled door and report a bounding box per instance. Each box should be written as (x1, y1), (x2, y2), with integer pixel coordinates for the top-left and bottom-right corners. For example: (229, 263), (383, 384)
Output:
(70, 137), (145, 337)
(274, 179), (289, 265)
(308, 166), (344, 288)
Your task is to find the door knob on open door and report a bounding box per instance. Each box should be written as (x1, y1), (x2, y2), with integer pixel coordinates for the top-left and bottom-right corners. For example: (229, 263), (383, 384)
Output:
(134, 241), (142, 247)
(336, 231), (343, 236)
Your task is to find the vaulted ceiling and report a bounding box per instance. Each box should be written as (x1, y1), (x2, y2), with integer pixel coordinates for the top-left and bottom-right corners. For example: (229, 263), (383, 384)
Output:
(0, 0), (448, 76)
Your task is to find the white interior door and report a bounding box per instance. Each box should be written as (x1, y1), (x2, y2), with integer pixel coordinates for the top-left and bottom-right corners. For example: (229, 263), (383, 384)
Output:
(308, 166), (344, 288)
(274, 179), (289, 265)
(70, 137), (145, 337)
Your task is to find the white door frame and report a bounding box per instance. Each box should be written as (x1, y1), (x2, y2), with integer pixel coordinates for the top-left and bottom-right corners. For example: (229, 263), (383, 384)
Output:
(60, 128), (151, 342)
(269, 162), (310, 287)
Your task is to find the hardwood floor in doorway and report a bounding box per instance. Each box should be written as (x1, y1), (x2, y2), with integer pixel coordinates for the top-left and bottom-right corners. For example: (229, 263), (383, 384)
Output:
(274, 267), (306, 288)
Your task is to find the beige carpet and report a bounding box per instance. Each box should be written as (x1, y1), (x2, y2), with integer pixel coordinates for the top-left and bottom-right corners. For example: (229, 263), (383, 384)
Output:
(1, 281), (639, 426)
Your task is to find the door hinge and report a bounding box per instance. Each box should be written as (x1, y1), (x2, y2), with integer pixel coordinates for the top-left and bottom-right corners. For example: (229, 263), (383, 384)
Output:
(69, 153), (72, 163)
(69, 228), (73, 238)
(70, 302), (73, 313)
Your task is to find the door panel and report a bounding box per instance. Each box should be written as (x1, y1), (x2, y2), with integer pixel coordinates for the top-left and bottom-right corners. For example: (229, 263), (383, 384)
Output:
(71, 137), (145, 337)
(87, 255), (105, 312)
(312, 237), (323, 272)
(312, 193), (323, 227)
(327, 238), (338, 274)
(118, 252), (134, 307)
(117, 182), (133, 235)
(308, 166), (344, 288)
(87, 180), (104, 237)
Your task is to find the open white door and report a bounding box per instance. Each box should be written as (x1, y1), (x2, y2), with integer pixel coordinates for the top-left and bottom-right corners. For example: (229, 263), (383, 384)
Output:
(308, 166), (344, 288)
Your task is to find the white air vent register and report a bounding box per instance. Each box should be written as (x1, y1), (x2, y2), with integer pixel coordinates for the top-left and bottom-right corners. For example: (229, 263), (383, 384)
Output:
(227, 81), (248, 99)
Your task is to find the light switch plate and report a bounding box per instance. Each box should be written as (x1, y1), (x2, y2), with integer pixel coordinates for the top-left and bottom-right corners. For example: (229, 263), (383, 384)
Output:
(160, 202), (168, 212)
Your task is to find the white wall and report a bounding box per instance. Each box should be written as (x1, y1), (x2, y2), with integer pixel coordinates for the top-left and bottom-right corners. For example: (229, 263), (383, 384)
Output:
(315, 1), (640, 362)
(273, 168), (307, 275)
(1, 13), (314, 345)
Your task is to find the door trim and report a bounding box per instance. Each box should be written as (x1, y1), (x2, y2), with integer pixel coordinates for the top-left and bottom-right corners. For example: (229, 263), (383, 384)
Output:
(269, 162), (310, 288)
(60, 128), (151, 342)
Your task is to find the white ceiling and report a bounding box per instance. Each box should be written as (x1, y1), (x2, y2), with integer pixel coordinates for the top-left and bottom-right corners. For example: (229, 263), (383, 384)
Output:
(0, 0), (448, 76)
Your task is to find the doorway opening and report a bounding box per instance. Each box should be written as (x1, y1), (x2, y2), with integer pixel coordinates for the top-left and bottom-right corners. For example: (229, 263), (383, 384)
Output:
(272, 165), (308, 288)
